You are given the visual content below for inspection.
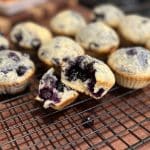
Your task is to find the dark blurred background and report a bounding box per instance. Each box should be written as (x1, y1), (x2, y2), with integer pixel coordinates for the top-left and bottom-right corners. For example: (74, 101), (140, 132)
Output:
(79, 0), (150, 16)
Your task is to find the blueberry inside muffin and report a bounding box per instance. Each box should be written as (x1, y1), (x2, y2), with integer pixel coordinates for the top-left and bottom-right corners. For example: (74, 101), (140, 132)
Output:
(62, 55), (115, 99)
(36, 68), (78, 110)
(64, 56), (103, 97)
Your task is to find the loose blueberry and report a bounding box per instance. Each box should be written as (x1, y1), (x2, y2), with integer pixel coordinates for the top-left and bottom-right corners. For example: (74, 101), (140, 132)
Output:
(8, 52), (20, 62)
(31, 39), (41, 50)
(14, 32), (22, 42)
(39, 87), (52, 100)
(82, 117), (94, 128)
(16, 66), (27, 76)
(126, 49), (137, 56)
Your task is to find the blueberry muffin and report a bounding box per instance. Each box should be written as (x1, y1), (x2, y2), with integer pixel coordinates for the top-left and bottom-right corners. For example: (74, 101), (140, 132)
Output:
(10, 22), (52, 50)
(61, 55), (115, 99)
(50, 10), (86, 37)
(118, 15), (150, 45)
(0, 33), (9, 50)
(93, 4), (124, 28)
(36, 68), (78, 110)
(76, 22), (119, 57)
(108, 47), (150, 89)
(38, 36), (84, 67)
(0, 50), (35, 94)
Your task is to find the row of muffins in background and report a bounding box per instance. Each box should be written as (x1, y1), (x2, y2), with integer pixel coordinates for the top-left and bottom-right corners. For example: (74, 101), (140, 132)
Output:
(0, 4), (150, 110)
(1, 5), (150, 56)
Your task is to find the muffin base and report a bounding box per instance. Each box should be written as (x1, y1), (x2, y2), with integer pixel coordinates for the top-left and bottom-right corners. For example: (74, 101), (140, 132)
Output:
(36, 92), (78, 110)
(115, 72), (150, 89)
(49, 94), (78, 110)
(0, 80), (30, 94)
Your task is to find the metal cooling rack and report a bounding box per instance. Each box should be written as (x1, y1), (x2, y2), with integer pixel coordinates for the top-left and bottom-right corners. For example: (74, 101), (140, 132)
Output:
(0, 1), (150, 149)
(0, 82), (150, 149)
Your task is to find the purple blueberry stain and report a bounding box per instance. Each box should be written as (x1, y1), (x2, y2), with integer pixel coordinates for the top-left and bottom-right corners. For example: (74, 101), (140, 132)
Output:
(39, 87), (53, 100)
(138, 52), (148, 67)
(93, 88), (105, 97)
(51, 92), (60, 103)
(65, 56), (105, 98)
(1, 68), (13, 74)
(39, 86), (60, 103)
(39, 71), (68, 104)
(126, 49), (137, 56)
(8, 52), (20, 62)
(43, 75), (57, 87)
(65, 56), (95, 82)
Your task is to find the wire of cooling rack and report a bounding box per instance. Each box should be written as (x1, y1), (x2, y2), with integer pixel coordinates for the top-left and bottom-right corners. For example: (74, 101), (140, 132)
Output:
(0, 83), (149, 149)
(0, 1), (150, 150)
